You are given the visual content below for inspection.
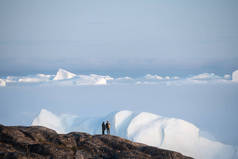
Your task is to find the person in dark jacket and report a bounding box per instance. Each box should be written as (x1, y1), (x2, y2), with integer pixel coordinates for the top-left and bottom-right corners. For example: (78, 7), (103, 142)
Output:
(102, 121), (106, 135)
(105, 121), (110, 135)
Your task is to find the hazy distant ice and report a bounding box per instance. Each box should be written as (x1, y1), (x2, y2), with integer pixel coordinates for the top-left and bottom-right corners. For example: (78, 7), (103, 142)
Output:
(0, 68), (238, 87)
(32, 109), (238, 159)
(53, 68), (76, 81)
(232, 70), (238, 82)
(0, 79), (6, 87)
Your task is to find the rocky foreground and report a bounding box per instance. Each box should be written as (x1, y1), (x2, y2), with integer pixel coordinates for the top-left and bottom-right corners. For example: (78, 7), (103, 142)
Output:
(0, 124), (193, 159)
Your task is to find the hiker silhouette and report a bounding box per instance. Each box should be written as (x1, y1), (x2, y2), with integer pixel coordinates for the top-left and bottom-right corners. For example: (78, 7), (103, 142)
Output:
(102, 122), (106, 135)
(106, 121), (111, 135)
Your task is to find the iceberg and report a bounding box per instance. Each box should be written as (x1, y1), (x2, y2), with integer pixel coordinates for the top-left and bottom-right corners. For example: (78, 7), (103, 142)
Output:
(232, 70), (238, 82)
(32, 109), (238, 159)
(18, 74), (52, 83)
(32, 109), (65, 133)
(1, 69), (237, 86)
(53, 68), (76, 81)
(0, 79), (6, 87)
(75, 74), (113, 86)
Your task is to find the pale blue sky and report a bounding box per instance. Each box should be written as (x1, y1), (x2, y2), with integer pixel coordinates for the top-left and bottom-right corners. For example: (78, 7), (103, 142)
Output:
(0, 0), (238, 76)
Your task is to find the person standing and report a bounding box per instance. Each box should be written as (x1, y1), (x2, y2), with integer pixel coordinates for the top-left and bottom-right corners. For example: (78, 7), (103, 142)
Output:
(106, 121), (111, 135)
(102, 121), (106, 135)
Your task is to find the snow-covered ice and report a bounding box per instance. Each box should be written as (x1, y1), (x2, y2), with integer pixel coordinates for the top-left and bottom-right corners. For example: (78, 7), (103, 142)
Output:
(75, 74), (113, 85)
(53, 68), (76, 81)
(18, 74), (52, 83)
(145, 74), (163, 80)
(0, 68), (238, 86)
(32, 109), (238, 159)
(0, 68), (114, 86)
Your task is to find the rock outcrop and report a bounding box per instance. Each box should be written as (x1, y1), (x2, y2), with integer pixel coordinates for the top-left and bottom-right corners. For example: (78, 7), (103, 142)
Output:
(0, 124), (192, 159)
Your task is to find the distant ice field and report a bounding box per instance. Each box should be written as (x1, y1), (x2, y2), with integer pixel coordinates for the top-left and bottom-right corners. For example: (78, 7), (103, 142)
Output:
(0, 68), (238, 87)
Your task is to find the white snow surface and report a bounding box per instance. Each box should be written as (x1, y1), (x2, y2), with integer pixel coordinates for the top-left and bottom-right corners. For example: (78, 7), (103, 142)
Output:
(32, 109), (238, 159)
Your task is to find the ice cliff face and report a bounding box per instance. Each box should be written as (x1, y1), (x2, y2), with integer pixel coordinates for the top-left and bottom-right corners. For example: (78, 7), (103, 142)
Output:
(32, 109), (238, 159)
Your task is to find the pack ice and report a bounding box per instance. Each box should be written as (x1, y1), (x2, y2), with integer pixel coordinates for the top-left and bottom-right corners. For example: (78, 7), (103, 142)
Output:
(32, 109), (238, 159)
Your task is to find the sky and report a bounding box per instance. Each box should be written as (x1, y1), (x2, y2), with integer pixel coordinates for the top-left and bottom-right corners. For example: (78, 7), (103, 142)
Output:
(0, 0), (238, 76)
(0, 0), (238, 148)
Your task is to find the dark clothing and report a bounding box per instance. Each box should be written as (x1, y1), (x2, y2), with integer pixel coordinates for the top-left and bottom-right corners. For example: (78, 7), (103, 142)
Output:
(105, 121), (111, 135)
(102, 122), (106, 135)
(106, 128), (110, 135)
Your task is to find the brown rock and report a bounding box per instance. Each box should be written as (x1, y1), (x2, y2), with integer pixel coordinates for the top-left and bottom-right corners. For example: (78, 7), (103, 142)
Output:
(0, 124), (193, 159)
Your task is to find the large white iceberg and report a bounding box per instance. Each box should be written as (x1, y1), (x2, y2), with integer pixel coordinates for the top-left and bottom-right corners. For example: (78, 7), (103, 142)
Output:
(32, 109), (238, 159)
(52, 68), (113, 85)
